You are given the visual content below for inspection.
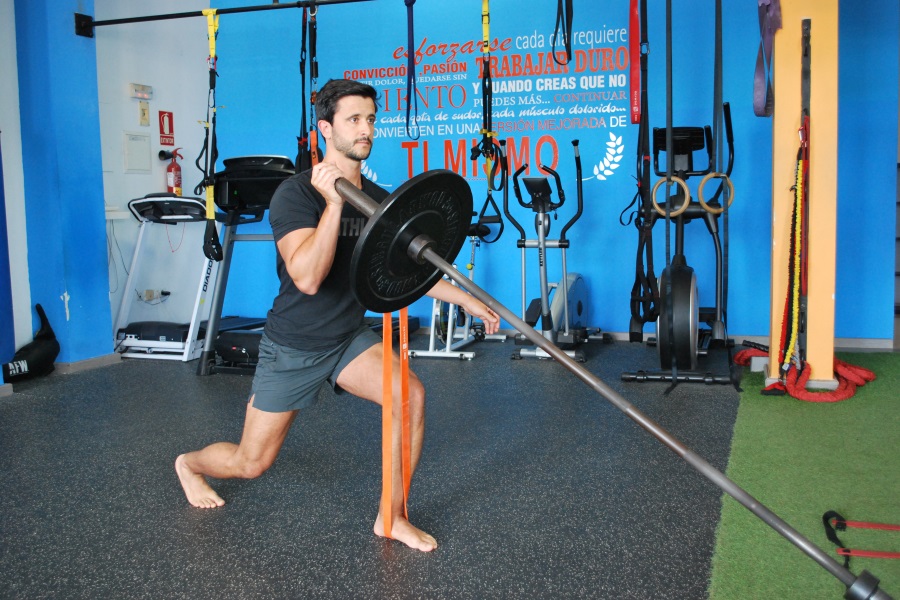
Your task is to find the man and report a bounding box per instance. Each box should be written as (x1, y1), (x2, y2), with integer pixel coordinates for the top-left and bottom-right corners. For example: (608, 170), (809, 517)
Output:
(176, 79), (500, 552)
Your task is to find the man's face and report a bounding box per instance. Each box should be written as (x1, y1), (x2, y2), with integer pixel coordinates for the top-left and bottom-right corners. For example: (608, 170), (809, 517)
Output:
(325, 95), (376, 162)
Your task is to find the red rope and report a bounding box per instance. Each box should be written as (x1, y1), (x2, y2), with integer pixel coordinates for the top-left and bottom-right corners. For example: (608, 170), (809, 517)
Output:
(733, 348), (876, 402)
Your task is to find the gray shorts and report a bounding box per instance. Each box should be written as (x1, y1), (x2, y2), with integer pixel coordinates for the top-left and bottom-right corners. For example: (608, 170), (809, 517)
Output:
(249, 325), (380, 413)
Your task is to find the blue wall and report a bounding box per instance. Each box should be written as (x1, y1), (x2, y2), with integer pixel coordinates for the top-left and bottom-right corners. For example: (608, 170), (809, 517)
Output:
(208, 0), (804, 339)
(836, 2), (899, 339)
(8, 0), (895, 367)
(15, 0), (112, 361)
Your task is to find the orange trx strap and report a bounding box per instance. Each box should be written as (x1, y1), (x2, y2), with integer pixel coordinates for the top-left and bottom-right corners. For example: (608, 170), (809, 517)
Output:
(381, 309), (411, 539)
(308, 5), (321, 166)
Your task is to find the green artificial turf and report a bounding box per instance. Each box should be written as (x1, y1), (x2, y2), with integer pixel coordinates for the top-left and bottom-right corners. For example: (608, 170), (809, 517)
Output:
(708, 353), (900, 599)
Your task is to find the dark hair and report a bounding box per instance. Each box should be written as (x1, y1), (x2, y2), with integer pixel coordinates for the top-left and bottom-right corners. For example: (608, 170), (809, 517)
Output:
(315, 79), (379, 124)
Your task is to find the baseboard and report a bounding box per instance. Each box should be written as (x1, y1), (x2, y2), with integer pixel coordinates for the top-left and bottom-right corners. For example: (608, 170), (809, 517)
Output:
(54, 353), (122, 375)
(503, 330), (894, 355)
(833, 337), (893, 351)
(542, 331), (893, 353)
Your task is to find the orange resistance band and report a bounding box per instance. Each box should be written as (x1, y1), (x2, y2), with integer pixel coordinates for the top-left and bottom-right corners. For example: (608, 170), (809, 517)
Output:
(381, 309), (412, 539)
(309, 128), (320, 167)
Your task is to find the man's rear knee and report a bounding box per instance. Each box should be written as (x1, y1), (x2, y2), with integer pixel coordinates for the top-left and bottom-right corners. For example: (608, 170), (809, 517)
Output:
(238, 457), (275, 479)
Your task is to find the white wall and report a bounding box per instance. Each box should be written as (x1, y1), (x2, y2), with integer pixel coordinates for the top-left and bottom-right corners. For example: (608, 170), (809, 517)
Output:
(95, 0), (212, 330)
(1, 0), (32, 349)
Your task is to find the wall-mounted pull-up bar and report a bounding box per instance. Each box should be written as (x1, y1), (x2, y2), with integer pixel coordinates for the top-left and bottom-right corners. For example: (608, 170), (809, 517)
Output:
(75, 0), (373, 38)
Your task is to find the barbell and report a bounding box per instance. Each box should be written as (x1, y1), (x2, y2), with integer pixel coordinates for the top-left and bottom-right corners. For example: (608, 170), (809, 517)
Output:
(335, 169), (891, 600)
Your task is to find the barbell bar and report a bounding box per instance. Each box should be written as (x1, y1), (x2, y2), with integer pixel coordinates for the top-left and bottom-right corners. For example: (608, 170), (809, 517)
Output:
(335, 170), (891, 600)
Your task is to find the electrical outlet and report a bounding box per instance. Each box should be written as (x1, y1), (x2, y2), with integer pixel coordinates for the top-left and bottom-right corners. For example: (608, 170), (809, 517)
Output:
(143, 289), (159, 301)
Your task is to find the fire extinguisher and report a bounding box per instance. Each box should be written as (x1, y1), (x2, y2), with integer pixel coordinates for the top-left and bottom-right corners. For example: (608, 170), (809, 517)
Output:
(166, 148), (183, 196)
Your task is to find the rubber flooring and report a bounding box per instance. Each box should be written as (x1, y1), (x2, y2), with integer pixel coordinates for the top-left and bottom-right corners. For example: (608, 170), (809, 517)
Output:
(0, 336), (742, 599)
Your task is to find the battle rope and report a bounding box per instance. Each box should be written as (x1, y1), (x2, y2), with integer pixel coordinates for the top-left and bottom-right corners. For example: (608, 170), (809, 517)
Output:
(823, 511), (900, 568)
(469, 0), (504, 243)
(733, 344), (876, 402)
(780, 126), (807, 373)
(754, 0), (782, 117)
(196, 9), (223, 262)
(404, 0), (419, 139)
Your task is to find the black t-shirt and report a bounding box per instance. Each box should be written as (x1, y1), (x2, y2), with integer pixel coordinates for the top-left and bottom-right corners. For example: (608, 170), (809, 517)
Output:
(264, 169), (389, 351)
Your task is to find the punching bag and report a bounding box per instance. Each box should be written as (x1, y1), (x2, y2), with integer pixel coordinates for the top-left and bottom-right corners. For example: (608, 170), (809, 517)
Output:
(2, 304), (60, 382)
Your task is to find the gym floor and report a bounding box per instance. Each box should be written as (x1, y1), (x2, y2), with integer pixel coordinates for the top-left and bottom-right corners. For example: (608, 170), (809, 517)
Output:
(0, 335), (741, 599)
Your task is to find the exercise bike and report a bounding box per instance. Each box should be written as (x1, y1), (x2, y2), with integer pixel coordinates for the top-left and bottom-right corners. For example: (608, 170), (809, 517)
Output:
(409, 223), (507, 360)
(505, 140), (592, 362)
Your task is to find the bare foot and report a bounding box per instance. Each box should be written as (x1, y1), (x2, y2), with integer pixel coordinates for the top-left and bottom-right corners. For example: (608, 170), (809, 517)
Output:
(374, 512), (438, 552)
(175, 454), (225, 508)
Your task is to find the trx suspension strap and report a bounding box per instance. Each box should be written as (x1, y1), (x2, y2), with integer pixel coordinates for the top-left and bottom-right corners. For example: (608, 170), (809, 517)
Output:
(197, 9), (223, 262)
(308, 4), (321, 165)
(404, 0), (419, 139)
(706, 0), (738, 385)
(824, 511), (900, 568)
(296, 7), (311, 172)
(625, 0), (658, 341)
(469, 0), (504, 243)
(754, 0), (782, 117)
(552, 0), (573, 65)
(661, 0), (678, 386)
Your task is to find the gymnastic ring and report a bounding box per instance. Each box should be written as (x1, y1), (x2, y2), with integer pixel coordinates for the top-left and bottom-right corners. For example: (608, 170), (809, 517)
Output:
(697, 172), (735, 215)
(651, 176), (691, 218)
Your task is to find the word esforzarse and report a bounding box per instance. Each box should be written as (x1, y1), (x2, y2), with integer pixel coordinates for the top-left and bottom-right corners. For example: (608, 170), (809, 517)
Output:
(392, 37), (513, 64)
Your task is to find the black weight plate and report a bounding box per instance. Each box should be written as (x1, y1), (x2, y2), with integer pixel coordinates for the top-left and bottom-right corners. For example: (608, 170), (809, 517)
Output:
(656, 264), (699, 370)
(351, 170), (472, 313)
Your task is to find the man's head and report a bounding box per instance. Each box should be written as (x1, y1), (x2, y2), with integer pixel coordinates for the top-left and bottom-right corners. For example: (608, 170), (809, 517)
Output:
(316, 79), (379, 162)
(315, 79), (379, 125)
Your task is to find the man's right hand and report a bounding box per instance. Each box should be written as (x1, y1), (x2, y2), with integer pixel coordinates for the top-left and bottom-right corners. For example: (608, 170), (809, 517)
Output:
(310, 162), (346, 208)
